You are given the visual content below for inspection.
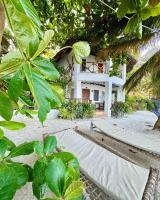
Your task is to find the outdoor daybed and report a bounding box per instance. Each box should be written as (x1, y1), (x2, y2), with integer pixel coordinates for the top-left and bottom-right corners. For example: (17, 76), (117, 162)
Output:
(91, 120), (160, 156)
(44, 129), (159, 200)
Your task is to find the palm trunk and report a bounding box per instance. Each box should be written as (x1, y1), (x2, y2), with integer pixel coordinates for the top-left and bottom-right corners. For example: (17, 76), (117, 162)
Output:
(153, 117), (160, 130)
(0, 3), (5, 49)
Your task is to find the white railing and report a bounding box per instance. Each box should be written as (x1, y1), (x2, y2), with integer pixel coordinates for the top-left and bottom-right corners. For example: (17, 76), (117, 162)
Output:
(81, 61), (107, 74)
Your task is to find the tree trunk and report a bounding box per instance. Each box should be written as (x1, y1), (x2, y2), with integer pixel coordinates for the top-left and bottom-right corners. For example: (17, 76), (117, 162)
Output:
(0, 3), (5, 50)
(153, 117), (160, 130)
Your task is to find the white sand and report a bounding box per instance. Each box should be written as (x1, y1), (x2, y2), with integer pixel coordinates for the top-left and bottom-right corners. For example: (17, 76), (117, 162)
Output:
(2, 110), (158, 200)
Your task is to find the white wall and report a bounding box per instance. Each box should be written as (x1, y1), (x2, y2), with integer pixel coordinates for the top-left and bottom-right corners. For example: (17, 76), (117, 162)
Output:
(82, 83), (117, 104)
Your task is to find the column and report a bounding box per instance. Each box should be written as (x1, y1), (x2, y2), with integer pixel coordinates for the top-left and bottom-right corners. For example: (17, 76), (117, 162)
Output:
(105, 58), (112, 74)
(104, 81), (112, 117)
(117, 87), (125, 102)
(121, 64), (126, 81)
(73, 63), (82, 100)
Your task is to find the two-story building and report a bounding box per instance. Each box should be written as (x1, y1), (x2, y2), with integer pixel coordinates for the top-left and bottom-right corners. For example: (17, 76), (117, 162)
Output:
(56, 52), (126, 117)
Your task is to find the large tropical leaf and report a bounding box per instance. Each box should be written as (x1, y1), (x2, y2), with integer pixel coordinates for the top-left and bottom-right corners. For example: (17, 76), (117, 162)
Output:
(44, 136), (57, 156)
(23, 63), (61, 123)
(45, 158), (67, 197)
(9, 142), (34, 158)
(0, 164), (17, 200)
(32, 158), (48, 199)
(0, 51), (23, 76)
(117, 0), (129, 19)
(9, 0), (41, 30)
(64, 181), (84, 200)
(141, 4), (160, 20)
(0, 91), (13, 121)
(4, 0), (39, 57)
(8, 70), (24, 100)
(32, 30), (54, 59)
(72, 41), (90, 64)
(8, 163), (29, 189)
(0, 121), (25, 130)
(31, 57), (60, 80)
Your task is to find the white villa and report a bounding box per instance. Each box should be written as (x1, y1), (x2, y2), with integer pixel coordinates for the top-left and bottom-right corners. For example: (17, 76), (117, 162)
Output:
(57, 53), (126, 117)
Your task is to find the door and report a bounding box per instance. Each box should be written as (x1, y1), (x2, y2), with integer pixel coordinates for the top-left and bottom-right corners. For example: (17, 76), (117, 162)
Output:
(82, 89), (90, 103)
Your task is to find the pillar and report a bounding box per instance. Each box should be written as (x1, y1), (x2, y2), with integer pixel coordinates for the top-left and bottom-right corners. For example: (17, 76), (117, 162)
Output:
(104, 81), (112, 117)
(73, 63), (82, 100)
(117, 87), (125, 102)
(121, 64), (126, 81)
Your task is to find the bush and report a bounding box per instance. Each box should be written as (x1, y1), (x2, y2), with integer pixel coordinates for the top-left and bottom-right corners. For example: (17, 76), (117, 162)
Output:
(111, 101), (130, 118)
(125, 95), (155, 112)
(59, 100), (95, 119)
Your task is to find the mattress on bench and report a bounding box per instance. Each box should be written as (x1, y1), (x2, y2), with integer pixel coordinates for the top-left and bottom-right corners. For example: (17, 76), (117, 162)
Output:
(55, 129), (150, 200)
(93, 120), (160, 155)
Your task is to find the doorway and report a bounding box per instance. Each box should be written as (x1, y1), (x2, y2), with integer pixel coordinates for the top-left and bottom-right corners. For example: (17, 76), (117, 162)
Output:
(82, 89), (90, 103)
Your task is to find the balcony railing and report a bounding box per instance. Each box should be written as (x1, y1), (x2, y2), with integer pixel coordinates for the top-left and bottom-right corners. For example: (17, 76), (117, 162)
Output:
(81, 61), (107, 74)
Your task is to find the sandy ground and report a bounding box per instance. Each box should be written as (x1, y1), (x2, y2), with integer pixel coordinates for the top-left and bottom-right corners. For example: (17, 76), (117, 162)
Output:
(2, 110), (159, 200)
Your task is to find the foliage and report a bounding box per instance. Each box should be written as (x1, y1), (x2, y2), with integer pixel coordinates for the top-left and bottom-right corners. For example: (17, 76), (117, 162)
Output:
(59, 100), (95, 120)
(125, 50), (160, 96)
(109, 54), (128, 77)
(111, 101), (130, 118)
(0, 0), (91, 199)
(125, 95), (155, 112)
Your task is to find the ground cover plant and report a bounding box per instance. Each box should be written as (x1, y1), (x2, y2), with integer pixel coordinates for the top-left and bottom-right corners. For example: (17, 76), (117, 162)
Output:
(59, 100), (95, 119)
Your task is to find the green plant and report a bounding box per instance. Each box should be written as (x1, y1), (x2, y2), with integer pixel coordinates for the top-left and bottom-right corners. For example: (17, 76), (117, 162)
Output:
(0, 0), (91, 199)
(111, 101), (130, 118)
(59, 100), (95, 119)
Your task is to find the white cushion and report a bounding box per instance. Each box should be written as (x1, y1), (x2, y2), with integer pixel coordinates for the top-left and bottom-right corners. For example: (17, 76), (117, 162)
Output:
(93, 121), (160, 154)
(55, 129), (149, 200)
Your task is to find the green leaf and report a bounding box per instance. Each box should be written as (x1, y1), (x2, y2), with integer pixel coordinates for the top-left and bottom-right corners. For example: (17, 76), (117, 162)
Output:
(50, 84), (64, 102)
(32, 30), (54, 59)
(0, 164), (17, 200)
(0, 50), (23, 76)
(5, 0), (39, 57)
(54, 152), (79, 170)
(8, 163), (29, 189)
(0, 91), (13, 121)
(64, 181), (84, 200)
(140, 4), (160, 20)
(72, 42), (90, 64)
(0, 128), (4, 139)
(33, 158), (48, 199)
(0, 140), (7, 158)
(8, 71), (24, 100)
(19, 95), (34, 107)
(9, 142), (34, 158)
(23, 63), (61, 123)
(136, 17), (143, 39)
(44, 136), (57, 156)
(117, 0), (129, 19)
(124, 14), (138, 35)
(32, 57), (60, 80)
(0, 121), (26, 130)
(9, 0), (41, 30)
(45, 158), (67, 197)
(34, 141), (44, 157)
(2, 136), (16, 150)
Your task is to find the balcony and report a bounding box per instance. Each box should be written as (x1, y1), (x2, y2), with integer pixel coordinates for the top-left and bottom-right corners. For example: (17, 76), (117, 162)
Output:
(81, 61), (107, 74)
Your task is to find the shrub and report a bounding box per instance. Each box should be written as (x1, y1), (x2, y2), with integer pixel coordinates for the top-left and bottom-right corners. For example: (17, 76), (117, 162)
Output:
(59, 100), (95, 119)
(111, 101), (130, 118)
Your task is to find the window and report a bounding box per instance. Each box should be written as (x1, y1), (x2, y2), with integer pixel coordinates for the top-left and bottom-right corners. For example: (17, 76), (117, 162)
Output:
(94, 90), (99, 101)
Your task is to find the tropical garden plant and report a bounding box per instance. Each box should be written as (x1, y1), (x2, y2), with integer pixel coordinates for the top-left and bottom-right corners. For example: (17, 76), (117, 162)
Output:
(59, 100), (95, 120)
(0, 0), (90, 199)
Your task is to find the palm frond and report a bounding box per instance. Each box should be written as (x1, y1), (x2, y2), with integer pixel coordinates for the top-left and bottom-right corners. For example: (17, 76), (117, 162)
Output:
(124, 50), (160, 93)
(96, 34), (158, 60)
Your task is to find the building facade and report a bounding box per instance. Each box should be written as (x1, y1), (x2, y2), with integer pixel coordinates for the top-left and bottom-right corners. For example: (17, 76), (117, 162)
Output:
(58, 53), (126, 117)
